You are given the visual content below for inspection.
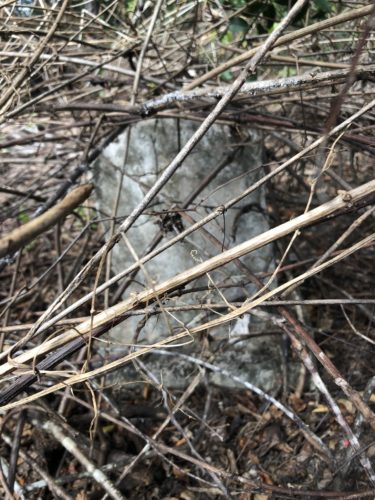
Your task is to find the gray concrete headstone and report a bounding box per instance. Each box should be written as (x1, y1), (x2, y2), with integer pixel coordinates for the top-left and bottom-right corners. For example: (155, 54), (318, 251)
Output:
(94, 118), (282, 391)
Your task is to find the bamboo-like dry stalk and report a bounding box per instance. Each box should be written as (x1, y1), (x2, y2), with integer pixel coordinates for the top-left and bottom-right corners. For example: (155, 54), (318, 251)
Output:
(1, 229), (373, 412)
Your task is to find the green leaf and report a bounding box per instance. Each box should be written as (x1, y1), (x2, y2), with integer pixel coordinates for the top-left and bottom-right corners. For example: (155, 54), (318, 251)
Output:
(228, 17), (248, 35)
(246, 73), (258, 83)
(223, 0), (246, 8)
(221, 32), (233, 44)
(314, 0), (331, 13)
(18, 210), (30, 224)
(278, 66), (297, 78)
(220, 70), (234, 82)
(125, 0), (137, 12)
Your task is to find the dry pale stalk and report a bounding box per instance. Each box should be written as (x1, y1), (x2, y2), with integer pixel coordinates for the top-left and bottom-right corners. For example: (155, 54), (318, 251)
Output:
(1, 229), (373, 412)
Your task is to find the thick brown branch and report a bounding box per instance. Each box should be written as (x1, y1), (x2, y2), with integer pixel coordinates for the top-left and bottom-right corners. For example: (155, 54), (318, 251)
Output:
(0, 184), (93, 259)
